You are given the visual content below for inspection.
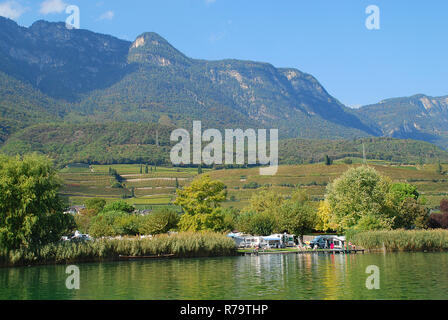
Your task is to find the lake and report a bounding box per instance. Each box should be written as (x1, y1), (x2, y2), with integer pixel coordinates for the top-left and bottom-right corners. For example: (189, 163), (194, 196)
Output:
(1, 252), (447, 300)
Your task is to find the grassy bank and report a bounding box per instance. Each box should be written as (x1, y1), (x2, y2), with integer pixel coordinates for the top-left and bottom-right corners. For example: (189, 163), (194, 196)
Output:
(347, 229), (448, 252)
(0, 232), (237, 267)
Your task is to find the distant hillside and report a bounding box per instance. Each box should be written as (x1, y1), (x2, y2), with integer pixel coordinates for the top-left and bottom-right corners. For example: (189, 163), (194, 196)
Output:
(0, 71), (63, 144)
(0, 17), (376, 143)
(279, 137), (448, 164)
(2, 123), (447, 166)
(354, 94), (448, 149)
(0, 17), (447, 159)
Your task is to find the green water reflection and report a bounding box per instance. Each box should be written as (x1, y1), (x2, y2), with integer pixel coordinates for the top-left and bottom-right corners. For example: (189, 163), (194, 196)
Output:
(1, 252), (447, 300)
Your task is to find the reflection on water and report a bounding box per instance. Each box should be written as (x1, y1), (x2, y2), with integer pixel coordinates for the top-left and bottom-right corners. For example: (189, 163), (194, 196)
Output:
(1, 252), (448, 300)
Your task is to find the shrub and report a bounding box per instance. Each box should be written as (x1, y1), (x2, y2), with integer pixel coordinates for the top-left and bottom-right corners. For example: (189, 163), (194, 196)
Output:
(429, 213), (448, 229)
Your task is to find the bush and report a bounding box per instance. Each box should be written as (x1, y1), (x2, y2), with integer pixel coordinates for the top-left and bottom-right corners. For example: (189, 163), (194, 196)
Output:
(138, 208), (179, 235)
(429, 213), (448, 229)
(441, 199), (448, 214)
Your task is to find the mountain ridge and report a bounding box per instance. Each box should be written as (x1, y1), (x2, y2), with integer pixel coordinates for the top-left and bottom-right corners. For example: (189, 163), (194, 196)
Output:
(0, 17), (447, 154)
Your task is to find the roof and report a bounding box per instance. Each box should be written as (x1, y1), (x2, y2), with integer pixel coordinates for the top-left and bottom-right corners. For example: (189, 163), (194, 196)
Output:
(263, 237), (281, 241)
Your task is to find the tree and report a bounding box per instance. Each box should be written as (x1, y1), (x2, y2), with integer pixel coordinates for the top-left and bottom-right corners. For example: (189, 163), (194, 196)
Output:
(138, 208), (179, 235)
(277, 199), (317, 244)
(237, 211), (277, 236)
(85, 198), (106, 213)
(325, 166), (395, 232)
(198, 165), (203, 174)
(388, 183), (428, 229)
(436, 161), (443, 175)
(244, 189), (283, 215)
(103, 200), (135, 213)
(0, 154), (75, 249)
(441, 199), (448, 214)
(315, 200), (338, 232)
(174, 175), (227, 232)
(389, 183), (420, 203)
(145, 165), (149, 174)
(324, 155), (333, 166)
(428, 199), (448, 229)
(392, 198), (429, 229)
(89, 211), (139, 238)
(178, 209), (227, 232)
(74, 208), (97, 234)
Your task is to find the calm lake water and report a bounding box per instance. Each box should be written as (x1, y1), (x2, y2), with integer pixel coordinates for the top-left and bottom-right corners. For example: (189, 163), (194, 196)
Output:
(1, 252), (447, 300)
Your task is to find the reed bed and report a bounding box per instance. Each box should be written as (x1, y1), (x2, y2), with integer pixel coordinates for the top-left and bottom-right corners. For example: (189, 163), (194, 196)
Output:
(347, 229), (448, 252)
(0, 232), (237, 267)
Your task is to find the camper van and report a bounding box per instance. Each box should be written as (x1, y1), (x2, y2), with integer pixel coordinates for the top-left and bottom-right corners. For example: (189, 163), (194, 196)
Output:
(310, 235), (346, 249)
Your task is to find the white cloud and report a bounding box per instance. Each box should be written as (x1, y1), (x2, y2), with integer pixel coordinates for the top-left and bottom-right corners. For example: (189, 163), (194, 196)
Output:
(98, 10), (114, 21)
(0, 1), (26, 20)
(39, 0), (67, 15)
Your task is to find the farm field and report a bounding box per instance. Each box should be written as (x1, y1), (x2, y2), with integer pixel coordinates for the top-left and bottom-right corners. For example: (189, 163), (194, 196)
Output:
(59, 160), (448, 211)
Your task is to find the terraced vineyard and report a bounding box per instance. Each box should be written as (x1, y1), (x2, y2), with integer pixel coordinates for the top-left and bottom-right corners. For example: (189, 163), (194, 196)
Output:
(60, 160), (448, 211)
(59, 164), (206, 209)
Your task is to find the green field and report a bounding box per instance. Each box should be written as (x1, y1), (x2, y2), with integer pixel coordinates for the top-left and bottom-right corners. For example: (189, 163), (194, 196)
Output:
(60, 160), (448, 210)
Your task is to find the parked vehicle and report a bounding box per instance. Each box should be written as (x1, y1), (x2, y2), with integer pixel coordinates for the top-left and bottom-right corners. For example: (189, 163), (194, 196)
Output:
(310, 235), (345, 249)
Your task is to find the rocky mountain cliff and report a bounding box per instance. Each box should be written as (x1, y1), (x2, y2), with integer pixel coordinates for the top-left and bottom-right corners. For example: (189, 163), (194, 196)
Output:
(0, 17), (447, 151)
(354, 94), (448, 149)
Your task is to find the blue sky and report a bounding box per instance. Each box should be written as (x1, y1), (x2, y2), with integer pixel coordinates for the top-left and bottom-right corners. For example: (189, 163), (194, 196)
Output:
(1, 0), (447, 107)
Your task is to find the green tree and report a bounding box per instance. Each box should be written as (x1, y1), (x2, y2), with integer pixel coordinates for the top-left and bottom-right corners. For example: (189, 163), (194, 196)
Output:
(324, 155), (333, 166)
(325, 166), (395, 232)
(174, 175), (227, 232)
(237, 211), (277, 236)
(102, 200), (135, 213)
(436, 161), (443, 175)
(178, 210), (227, 232)
(395, 198), (429, 229)
(0, 154), (75, 249)
(277, 190), (317, 243)
(85, 198), (106, 213)
(388, 182), (428, 229)
(89, 211), (139, 238)
(138, 208), (179, 235)
(244, 189), (283, 215)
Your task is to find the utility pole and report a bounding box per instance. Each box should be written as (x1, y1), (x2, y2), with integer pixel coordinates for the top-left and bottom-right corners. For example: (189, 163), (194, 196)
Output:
(362, 142), (367, 165)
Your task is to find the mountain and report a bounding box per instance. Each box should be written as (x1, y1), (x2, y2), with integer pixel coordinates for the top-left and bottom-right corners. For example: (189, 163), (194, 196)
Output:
(354, 94), (448, 149)
(0, 17), (447, 164)
(0, 18), (131, 101)
(0, 17), (376, 142)
(0, 71), (62, 144)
